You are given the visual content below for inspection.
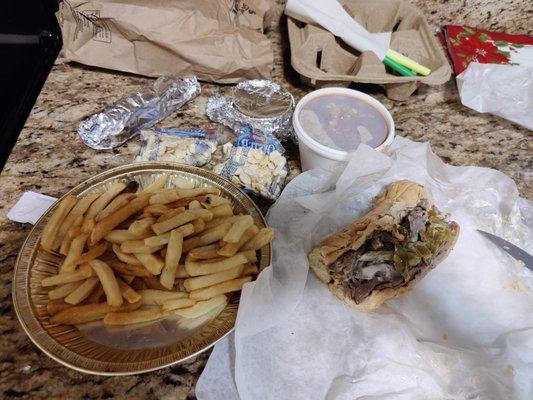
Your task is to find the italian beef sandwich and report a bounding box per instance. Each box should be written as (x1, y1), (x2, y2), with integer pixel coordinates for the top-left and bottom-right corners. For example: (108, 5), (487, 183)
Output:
(308, 180), (459, 312)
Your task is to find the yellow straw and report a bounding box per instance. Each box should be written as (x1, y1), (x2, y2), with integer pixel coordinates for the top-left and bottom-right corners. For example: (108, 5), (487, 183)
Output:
(386, 49), (431, 76)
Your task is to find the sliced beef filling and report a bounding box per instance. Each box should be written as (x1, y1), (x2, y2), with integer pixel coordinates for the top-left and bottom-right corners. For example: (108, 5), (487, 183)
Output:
(329, 203), (441, 304)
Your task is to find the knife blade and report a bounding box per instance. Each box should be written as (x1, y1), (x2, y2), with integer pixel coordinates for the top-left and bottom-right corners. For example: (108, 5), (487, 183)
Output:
(477, 229), (533, 271)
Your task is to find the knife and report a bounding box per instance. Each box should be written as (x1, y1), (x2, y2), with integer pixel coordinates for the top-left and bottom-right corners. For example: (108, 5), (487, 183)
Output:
(477, 229), (533, 271)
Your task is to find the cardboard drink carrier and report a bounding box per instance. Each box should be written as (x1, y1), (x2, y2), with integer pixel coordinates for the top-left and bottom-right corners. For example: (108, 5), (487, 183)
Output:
(287, 0), (451, 100)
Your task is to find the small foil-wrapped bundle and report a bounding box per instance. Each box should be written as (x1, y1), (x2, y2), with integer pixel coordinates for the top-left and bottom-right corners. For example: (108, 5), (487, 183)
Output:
(78, 76), (201, 149)
(207, 80), (294, 142)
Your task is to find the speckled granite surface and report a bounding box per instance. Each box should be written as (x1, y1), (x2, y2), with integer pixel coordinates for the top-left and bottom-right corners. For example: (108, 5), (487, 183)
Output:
(0, 1), (531, 398)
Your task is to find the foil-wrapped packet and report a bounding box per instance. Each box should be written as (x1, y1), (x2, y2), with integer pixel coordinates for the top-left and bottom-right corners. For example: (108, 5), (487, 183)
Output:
(206, 80), (294, 141)
(78, 76), (201, 149)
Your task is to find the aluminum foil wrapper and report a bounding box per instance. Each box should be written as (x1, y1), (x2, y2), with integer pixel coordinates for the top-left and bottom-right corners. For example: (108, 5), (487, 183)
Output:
(206, 80), (294, 141)
(78, 76), (201, 149)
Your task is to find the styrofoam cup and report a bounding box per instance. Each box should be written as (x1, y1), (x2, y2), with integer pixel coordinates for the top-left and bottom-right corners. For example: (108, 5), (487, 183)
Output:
(293, 88), (395, 171)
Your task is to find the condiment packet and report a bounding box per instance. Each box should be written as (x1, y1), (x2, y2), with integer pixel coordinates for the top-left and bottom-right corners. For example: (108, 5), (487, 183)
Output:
(213, 125), (288, 200)
(135, 128), (220, 167)
(7, 191), (57, 224)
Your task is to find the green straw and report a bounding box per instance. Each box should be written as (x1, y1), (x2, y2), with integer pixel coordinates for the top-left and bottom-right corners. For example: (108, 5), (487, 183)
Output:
(383, 55), (416, 77)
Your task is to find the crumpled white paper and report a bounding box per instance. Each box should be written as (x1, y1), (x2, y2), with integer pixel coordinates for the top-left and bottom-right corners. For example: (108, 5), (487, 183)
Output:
(457, 62), (533, 130)
(285, 0), (391, 60)
(6, 191), (57, 224)
(196, 137), (533, 400)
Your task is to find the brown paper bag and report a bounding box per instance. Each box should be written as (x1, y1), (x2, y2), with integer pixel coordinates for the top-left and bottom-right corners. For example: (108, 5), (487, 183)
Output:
(57, 0), (277, 83)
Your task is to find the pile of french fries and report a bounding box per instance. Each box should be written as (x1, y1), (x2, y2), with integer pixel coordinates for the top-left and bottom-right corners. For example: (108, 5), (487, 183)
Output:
(39, 173), (274, 327)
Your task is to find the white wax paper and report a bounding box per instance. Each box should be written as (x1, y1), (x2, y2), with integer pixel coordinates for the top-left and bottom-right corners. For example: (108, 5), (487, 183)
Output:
(196, 137), (533, 400)
(457, 62), (533, 130)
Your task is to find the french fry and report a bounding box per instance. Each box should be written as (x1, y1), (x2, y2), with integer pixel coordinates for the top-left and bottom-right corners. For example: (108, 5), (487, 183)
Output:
(60, 232), (89, 273)
(84, 182), (127, 222)
(142, 276), (171, 291)
(51, 300), (141, 325)
(171, 175), (194, 189)
(152, 209), (213, 235)
(189, 244), (220, 260)
(81, 217), (95, 234)
(47, 281), (81, 300)
(144, 223), (194, 247)
(41, 264), (94, 287)
(182, 222), (232, 253)
(90, 194), (150, 245)
(188, 200), (202, 210)
(41, 195), (77, 251)
(143, 204), (170, 216)
(242, 227), (275, 251)
(117, 278), (142, 303)
(185, 251), (255, 276)
(200, 194), (230, 209)
(65, 277), (99, 305)
(218, 225), (259, 257)
(78, 242), (108, 265)
(174, 295), (227, 318)
(175, 264), (189, 278)
(112, 244), (143, 266)
(204, 215), (240, 230)
(162, 298), (196, 311)
(127, 217), (156, 236)
(67, 215), (84, 239)
(149, 188), (180, 205)
(242, 263), (259, 276)
(105, 230), (143, 244)
(95, 193), (135, 222)
(87, 284), (105, 304)
(223, 215), (254, 243)
(189, 277), (252, 301)
(167, 196), (204, 208)
(156, 207), (186, 223)
(160, 230), (183, 289)
(210, 203), (233, 218)
(60, 214), (84, 255)
(104, 308), (168, 326)
(143, 173), (169, 193)
(184, 264), (244, 291)
(191, 218), (206, 234)
(135, 253), (164, 275)
(139, 289), (187, 305)
(53, 194), (99, 249)
(47, 299), (73, 316)
(177, 302), (226, 331)
(177, 187), (220, 198)
(120, 240), (163, 254)
(89, 260), (123, 306)
(144, 232), (170, 247)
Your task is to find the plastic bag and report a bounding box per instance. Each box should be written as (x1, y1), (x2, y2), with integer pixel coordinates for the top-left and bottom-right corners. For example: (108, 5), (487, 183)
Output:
(135, 128), (220, 167)
(213, 125), (288, 199)
(457, 62), (533, 130)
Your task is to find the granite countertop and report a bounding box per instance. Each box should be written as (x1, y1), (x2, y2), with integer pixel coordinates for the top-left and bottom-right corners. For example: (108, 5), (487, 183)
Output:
(0, 0), (531, 398)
